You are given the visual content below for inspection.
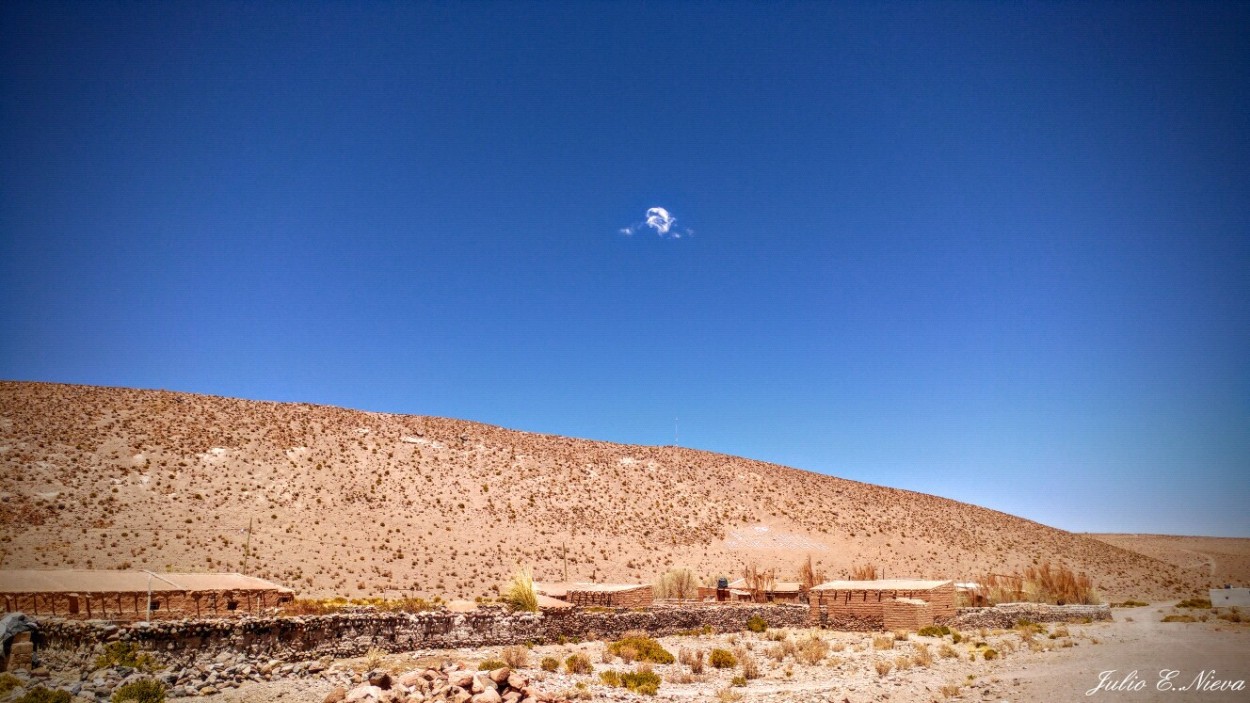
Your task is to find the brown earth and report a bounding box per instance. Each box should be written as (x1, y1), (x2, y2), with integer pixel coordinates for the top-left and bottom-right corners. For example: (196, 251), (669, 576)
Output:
(0, 381), (1230, 601)
(1087, 534), (1250, 588)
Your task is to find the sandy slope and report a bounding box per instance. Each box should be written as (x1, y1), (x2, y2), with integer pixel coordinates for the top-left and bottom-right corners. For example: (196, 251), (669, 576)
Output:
(1088, 534), (1250, 588)
(0, 381), (1224, 601)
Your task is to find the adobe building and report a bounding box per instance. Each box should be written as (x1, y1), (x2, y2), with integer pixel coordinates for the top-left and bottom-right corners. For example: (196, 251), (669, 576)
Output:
(726, 578), (805, 603)
(808, 579), (956, 627)
(0, 569), (294, 620)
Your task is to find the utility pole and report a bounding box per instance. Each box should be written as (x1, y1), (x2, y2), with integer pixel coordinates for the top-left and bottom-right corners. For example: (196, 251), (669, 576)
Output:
(242, 517), (252, 575)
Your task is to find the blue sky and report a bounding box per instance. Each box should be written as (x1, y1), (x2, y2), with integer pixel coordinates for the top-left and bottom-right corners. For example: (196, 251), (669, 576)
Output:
(2, 1), (1247, 536)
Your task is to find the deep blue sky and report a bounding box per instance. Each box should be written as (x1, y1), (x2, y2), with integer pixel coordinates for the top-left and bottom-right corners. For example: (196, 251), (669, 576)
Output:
(3, 1), (1247, 537)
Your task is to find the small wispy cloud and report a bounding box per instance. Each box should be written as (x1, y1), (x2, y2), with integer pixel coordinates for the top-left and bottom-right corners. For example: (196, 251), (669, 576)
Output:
(619, 206), (692, 239)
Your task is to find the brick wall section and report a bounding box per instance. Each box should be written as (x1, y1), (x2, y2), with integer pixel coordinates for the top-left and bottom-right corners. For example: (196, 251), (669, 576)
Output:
(565, 586), (653, 608)
(882, 599), (933, 631)
(33, 603), (809, 669)
(3, 590), (283, 620)
(808, 582), (956, 627)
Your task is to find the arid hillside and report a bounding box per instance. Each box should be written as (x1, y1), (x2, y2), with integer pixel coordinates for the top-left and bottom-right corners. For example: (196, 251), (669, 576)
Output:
(0, 382), (1217, 601)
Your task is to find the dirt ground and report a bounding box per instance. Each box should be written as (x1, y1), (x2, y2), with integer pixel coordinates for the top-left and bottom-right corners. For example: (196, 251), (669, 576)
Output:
(188, 603), (1249, 703)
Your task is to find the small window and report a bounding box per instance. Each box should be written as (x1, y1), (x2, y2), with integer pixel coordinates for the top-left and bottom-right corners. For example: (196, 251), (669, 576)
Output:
(226, 600), (239, 611)
(150, 600), (161, 611)
(68, 596), (80, 615)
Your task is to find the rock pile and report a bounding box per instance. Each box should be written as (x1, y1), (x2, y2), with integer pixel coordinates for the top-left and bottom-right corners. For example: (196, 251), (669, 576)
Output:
(324, 662), (568, 703)
(951, 603), (1112, 630)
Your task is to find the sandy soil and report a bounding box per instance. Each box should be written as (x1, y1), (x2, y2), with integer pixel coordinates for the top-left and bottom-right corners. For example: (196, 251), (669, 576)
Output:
(184, 603), (1249, 703)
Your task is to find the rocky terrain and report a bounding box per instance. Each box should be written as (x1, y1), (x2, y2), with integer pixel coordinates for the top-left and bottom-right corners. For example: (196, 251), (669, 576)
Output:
(0, 381), (1225, 601)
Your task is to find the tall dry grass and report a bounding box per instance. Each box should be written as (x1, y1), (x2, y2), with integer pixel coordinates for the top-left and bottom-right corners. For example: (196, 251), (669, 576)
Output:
(975, 562), (1099, 605)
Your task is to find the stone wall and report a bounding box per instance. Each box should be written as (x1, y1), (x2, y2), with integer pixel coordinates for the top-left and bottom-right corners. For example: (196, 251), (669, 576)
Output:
(34, 603), (809, 669)
(950, 603), (1112, 630)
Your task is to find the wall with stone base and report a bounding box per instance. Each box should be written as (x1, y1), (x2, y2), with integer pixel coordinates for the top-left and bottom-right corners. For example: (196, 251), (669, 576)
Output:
(950, 603), (1112, 630)
(33, 603), (809, 669)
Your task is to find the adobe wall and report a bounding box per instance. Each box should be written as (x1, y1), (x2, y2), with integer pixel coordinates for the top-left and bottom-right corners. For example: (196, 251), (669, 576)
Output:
(566, 586), (653, 608)
(3, 590), (284, 621)
(33, 603), (809, 669)
(808, 582), (957, 626)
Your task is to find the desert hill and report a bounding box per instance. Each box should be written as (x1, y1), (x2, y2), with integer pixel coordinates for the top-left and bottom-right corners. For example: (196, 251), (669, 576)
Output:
(0, 381), (1218, 601)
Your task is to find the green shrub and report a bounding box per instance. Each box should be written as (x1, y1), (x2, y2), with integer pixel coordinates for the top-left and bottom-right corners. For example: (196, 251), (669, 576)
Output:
(746, 615), (767, 633)
(565, 653), (593, 675)
(0, 674), (22, 695)
(607, 636), (674, 665)
(1162, 614), (1197, 623)
(917, 625), (951, 637)
(95, 642), (159, 672)
(598, 670), (622, 687)
(982, 648), (999, 661)
(709, 648), (737, 669)
(478, 659), (507, 671)
(16, 688), (72, 703)
(111, 678), (167, 703)
(1176, 597), (1212, 609)
(1110, 600), (1148, 608)
(950, 630), (963, 644)
(540, 657), (559, 672)
(731, 675), (747, 687)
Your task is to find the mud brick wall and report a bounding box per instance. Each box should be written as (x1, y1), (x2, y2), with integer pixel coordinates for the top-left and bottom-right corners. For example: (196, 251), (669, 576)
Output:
(809, 583), (956, 628)
(3, 591), (284, 621)
(566, 586), (653, 608)
(33, 603), (809, 668)
(951, 603), (1112, 630)
(882, 599), (933, 631)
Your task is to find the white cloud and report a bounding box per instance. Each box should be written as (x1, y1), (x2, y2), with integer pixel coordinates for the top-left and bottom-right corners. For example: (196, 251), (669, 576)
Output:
(645, 207), (675, 235)
(619, 206), (691, 239)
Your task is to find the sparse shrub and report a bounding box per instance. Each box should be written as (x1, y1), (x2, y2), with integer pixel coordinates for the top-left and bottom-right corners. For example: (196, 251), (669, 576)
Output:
(730, 675), (747, 687)
(0, 674), (21, 695)
(1162, 614), (1196, 623)
(950, 630), (963, 644)
(972, 563), (1100, 605)
(95, 642), (159, 672)
(797, 635), (828, 665)
(653, 568), (699, 600)
(1111, 600), (1148, 608)
(16, 689), (72, 703)
(716, 688), (743, 702)
(875, 660), (893, 676)
(938, 643), (959, 659)
(912, 643), (934, 667)
(917, 625), (950, 637)
(364, 646), (386, 670)
(608, 636), (674, 665)
(502, 645), (529, 668)
(894, 654), (912, 670)
(893, 629), (910, 641)
(1176, 596), (1213, 609)
(478, 659), (506, 671)
(940, 683), (961, 698)
(872, 635), (894, 650)
(982, 648), (999, 660)
(564, 653), (593, 675)
(503, 567), (538, 612)
(598, 670), (622, 687)
(738, 652), (760, 680)
(679, 647), (705, 674)
(709, 648), (737, 669)
(111, 678), (167, 703)
(746, 615), (767, 633)
(540, 656), (559, 672)
(619, 667), (662, 696)
(850, 563), (878, 580)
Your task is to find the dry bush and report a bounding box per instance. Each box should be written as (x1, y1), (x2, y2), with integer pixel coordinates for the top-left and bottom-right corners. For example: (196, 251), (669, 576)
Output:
(938, 643), (959, 659)
(872, 635), (894, 650)
(738, 651), (761, 680)
(912, 643), (933, 667)
(502, 645), (529, 669)
(974, 563), (1099, 605)
(875, 660), (893, 676)
(679, 647), (705, 674)
(893, 629), (910, 641)
(940, 683), (961, 698)
(894, 654), (913, 670)
(799, 555), (826, 590)
(797, 636), (828, 666)
(850, 563), (878, 580)
(503, 567), (537, 612)
(363, 647), (386, 670)
(564, 653), (593, 675)
(654, 568), (699, 600)
(716, 688), (743, 702)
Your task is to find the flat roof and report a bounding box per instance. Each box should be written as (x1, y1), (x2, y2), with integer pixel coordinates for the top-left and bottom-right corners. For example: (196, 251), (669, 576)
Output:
(726, 579), (803, 592)
(536, 582), (648, 596)
(811, 579), (952, 592)
(0, 569), (294, 595)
